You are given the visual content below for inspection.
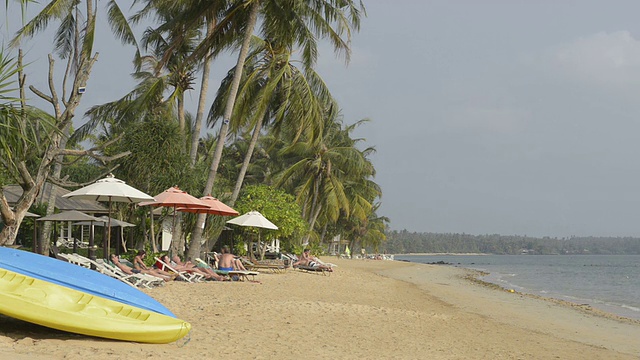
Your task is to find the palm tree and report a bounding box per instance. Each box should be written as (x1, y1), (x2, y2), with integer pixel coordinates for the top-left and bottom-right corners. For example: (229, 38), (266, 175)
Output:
(344, 203), (388, 253)
(274, 116), (371, 245)
(188, 0), (365, 256)
(209, 38), (337, 206)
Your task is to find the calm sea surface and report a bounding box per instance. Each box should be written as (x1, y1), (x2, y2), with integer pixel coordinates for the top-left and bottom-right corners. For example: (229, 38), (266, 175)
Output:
(394, 254), (640, 320)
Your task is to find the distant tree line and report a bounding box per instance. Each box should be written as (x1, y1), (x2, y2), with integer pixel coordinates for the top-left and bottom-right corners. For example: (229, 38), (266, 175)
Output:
(382, 230), (640, 255)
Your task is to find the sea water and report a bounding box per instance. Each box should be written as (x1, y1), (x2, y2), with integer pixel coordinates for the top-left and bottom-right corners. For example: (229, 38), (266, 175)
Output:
(394, 254), (640, 320)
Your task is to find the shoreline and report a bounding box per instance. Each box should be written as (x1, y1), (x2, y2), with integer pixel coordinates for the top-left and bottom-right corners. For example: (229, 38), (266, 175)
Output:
(464, 269), (640, 326)
(394, 254), (640, 322)
(395, 252), (491, 256)
(1, 258), (639, 359)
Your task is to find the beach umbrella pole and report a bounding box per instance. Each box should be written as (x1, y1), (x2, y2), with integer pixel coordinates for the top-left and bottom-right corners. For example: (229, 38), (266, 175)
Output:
(89, 221), (95, 261)
(106, 198), (112, 258)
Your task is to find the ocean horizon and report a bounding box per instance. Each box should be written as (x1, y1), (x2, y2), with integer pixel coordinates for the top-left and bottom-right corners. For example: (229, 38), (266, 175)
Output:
(395, 254), (640, 321)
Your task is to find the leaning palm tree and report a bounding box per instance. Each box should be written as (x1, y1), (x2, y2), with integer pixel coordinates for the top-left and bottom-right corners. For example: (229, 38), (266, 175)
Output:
(188, 0), (365, 255)
(134, 0), (237, 166)
(199, 0), (364, 194)
(188, 38), (337, 258)
(274, 116), (370, 245)
(209, 38), (337, 206)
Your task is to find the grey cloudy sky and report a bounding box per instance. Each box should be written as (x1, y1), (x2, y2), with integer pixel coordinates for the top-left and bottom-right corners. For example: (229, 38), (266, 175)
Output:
(5, 1), (640, 237)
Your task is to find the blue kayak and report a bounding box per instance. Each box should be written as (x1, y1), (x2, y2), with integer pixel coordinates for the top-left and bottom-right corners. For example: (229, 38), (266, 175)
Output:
(0, 247), (174, 317)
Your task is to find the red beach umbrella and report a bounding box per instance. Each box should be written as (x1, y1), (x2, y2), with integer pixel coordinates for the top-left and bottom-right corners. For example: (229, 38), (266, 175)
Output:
(139, 187), (210, 244)
(177, 195), (239, 216)
(139, 186), (210, 210)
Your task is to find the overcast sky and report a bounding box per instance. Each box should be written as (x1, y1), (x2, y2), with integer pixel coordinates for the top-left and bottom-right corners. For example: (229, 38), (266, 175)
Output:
(6, 1), (640, 238)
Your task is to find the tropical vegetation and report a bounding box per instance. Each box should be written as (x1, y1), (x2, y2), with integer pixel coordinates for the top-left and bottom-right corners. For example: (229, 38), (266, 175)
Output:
(384, 231), (640, 255)
(0, 0), (386, 259)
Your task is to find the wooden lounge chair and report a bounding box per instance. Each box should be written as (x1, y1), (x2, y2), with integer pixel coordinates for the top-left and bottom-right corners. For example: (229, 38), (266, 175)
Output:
(240, 258), (288, 273)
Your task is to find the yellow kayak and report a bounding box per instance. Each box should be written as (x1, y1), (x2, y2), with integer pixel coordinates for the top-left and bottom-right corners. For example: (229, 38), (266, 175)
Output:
(0, 268), (191, 343)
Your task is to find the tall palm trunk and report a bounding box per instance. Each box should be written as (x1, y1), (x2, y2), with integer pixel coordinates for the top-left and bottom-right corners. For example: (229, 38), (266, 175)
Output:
(304, 203), (323, 246)
(177, 95), (185, 133)
(187, 0), (260, 261)
(229, 111), (265, 206)
(189, 18), (216, 166)
(302, 174), (323, 245)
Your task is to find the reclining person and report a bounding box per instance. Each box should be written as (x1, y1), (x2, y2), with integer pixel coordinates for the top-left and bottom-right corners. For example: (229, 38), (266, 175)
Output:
(156, 254), (223, 281)
(133, 250), (174, 278)
(172, 254), (226, 281)
(110, 254), (174, 281)
(293, 248), (333, 271)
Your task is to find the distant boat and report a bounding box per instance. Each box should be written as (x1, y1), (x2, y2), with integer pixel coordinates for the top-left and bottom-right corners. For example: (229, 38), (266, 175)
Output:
(0, 247), (190, 343)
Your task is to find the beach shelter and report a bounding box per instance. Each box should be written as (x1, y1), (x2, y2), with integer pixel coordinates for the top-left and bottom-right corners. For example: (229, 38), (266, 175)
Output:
(37, 210), (106, 254)
(74, 216), (136, 254)
(139, 186), (210, 212)
(24, 211), (40, 218)
(61, 174), (154, 258)
(74, 216), (135, 228)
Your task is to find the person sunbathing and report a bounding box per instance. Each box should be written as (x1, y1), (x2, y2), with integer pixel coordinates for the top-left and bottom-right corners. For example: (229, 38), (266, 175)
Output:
(172, 254), (226, 281)
(134, 250), (174, 277)
(110, 254), (174, 281)
(293, 249), (332, 271)
(157, 254), (223, 281)
(217, 245), (247, 271)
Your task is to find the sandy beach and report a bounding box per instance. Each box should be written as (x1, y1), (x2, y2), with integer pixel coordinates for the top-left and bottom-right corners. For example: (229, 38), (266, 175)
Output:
(1, 258), (640, 359)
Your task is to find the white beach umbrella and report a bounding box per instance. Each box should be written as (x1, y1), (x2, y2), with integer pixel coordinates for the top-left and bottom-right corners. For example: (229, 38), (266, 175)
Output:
(61, 174), (154, 257)
(226, 211), (278, 230)
(226, 211), (278, 260)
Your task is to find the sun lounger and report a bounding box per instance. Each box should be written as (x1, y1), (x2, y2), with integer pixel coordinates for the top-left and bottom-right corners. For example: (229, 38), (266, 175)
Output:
(55, 252), (158, 288)
(80, 254), (165, 288)
(194, 258), (259, 281)
(294, 264), (331, 276)
(56, 252), (91, 268)
(55, 237), (89, 249)
(100, 259), (166, 288)
(240, 258), (288, 273)
(154, 257), (204, 283)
